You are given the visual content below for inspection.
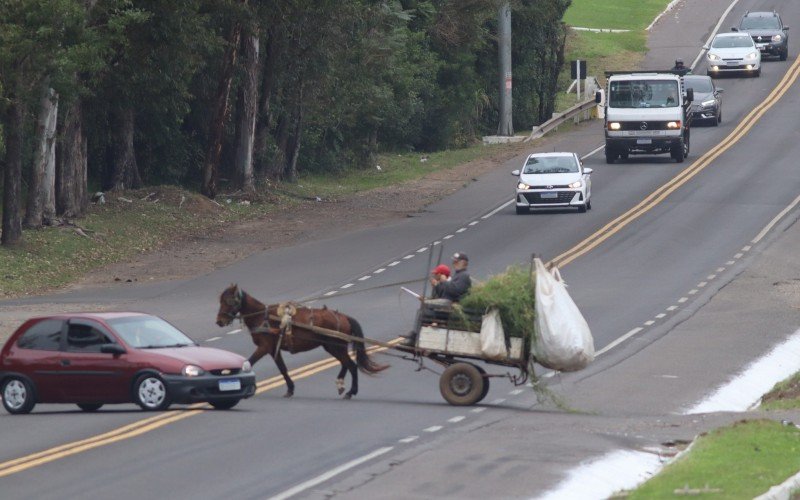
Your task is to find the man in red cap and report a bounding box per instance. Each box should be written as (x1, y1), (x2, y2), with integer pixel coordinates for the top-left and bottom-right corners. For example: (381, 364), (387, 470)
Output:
(430, 252), (471, 302)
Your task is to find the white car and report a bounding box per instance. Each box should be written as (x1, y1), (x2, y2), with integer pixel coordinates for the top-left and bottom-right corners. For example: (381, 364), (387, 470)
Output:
(705, 32), (761, 77)
(512, 152), (592, 214)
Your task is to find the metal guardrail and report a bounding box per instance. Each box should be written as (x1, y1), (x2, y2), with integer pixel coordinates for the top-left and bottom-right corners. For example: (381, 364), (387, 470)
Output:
(525, 98), (597, 142)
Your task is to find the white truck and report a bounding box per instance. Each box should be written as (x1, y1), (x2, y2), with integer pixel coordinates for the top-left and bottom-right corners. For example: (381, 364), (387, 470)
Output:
(597, 71), (694, 164)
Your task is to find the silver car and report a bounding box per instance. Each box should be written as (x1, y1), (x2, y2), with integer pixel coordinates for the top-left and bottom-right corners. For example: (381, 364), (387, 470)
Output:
(512, 152), (592, 214)
(705, 32), (761, 77)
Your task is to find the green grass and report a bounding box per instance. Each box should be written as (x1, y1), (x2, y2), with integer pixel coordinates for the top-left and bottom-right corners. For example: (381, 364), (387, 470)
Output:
(459, 264), (536, 339)
(627, 420), (800, 499)
(760, 372), (800, 411)
(564, 0), (672, 30)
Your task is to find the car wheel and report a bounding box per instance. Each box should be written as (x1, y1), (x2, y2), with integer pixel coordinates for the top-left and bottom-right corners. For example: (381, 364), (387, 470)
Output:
(780, 50), (788, 61)
(134, 374), (172, 411)
(716, 109), (722, 125)
(210, 399), (240, 410)
(754, 68), (761, 77)
(619, 150), (629, 160)
(605, 148), (616, 164)
(2, 377), (36, 414)
(586, 199), (592, 210)
(77, 403), (104, 412)
(515, 205), (529, 215)
(578, 204), (587, 213)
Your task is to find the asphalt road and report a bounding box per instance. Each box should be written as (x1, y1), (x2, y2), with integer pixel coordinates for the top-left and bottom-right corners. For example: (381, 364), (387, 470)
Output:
(3, 0), (800, 498)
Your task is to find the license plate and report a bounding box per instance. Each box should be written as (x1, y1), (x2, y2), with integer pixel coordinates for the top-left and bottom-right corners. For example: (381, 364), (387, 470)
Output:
(218, 378), (241, 392)
(637, 138), (652, 145)
(540, 192), (558, 199)
(727, 60), (739, 66)
(757, 43), (767, 48)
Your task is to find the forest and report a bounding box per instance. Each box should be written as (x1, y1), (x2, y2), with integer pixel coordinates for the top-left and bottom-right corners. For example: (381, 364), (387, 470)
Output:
(0, 0), (571, 246)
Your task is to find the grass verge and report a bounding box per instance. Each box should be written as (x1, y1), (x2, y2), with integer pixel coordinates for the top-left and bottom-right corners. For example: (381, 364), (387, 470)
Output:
(627, 419), (800, 498)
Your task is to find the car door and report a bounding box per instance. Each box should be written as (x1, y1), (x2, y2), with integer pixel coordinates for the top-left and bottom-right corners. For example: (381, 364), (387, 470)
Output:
(60, 319), (131, 402)
(11, 319), (67, 402)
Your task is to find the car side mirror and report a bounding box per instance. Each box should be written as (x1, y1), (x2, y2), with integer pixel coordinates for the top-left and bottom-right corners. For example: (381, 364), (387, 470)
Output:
(784, 26), (790, 31)
(731, 27), (738, 32)
(511, 169), (520, 176)
(702, 45), (710, 50)
(583, 167), (593, 175)
(100, 343), (126, 355)
(716, 88), (724, 94)
(595, 91), (602, 103)
(685, 88), (694, 103)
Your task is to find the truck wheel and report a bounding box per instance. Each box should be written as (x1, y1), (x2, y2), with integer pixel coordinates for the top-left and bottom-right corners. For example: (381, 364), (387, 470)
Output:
(671, 143), (684, 163)
(605, 147), (617, 164)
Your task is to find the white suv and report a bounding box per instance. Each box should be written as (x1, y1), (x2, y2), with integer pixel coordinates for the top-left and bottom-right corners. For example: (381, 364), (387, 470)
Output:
(511, 152), (592, 214)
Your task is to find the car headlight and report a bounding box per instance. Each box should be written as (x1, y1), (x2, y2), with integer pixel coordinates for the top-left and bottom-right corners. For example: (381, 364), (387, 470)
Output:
(182, 364), (205, 377)
(745, 51), (758, 60)
(666, 121), (681, 129)
(242, 360), (252, 372)
(517, 182), (531, 190)
(772, 34), (783, 43)
(701, 99), (716, 108)
(608, 122), (621, 131)
(568, 180), (583, 189)
(707, 53), (721, 61)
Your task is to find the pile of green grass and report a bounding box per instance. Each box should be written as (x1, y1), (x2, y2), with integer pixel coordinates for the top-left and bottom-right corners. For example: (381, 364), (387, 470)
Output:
(459, 264), (536, 339)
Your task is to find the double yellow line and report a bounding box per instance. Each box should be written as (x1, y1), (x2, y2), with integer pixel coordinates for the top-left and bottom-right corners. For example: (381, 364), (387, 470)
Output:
(0, 342), (398, 478)
(552, 55), (800, 269)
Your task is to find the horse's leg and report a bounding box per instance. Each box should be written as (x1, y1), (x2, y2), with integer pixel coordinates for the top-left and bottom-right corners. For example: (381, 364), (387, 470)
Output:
(273, 351), (294, 398)
(335, 364), (347, 395)
(248, 343), (270, 366)
(343, 354), (358, 399)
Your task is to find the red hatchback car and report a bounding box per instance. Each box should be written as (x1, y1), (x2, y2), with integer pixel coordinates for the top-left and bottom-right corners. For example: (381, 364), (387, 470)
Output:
(0, 312), (256, 414)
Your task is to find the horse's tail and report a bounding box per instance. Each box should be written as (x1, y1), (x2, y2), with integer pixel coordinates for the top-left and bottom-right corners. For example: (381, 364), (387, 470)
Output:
(347, 315), (389, 374)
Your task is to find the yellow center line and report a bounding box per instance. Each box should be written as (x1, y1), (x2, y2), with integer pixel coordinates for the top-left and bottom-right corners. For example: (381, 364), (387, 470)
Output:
(0, 342), (397, 478)
(552, 55), (800, 268)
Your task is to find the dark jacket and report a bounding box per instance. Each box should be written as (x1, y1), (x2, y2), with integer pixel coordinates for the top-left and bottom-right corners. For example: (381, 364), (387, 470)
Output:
(433, 268), (471, 302)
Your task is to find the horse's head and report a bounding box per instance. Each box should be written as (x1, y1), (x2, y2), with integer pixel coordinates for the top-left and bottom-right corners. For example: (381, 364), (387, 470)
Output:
(216, 284), (244, 327)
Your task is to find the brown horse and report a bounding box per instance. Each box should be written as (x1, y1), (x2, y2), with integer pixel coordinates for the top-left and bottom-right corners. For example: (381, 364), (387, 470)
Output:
(215, 284), (388, 399)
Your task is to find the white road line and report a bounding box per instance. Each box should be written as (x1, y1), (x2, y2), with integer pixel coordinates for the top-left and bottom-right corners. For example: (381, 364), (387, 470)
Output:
(597, 327), (643, 356)
(443, 234), (454, 240)
(374, 268), (386, 274)
(358, 276), (370, 281)
(707, 274), (716, 280)
(398, 436), (418, 444)
(644, 320), (655, 326)
(226, 329), (241, 335)
(726, 260), (735, 265)
(456, 228), (466, 233)
(655, 313), (666, 319)
(716, 267), (725, 273)
(433, 241), (441, 246)
(471, 407), (486, 413)
(490, 398), (506, 405)
(268, 446), (394, 500)
(482, 200), (514, 219)
(324, 291), (338, 296)
(469, 221), (478, 226)
(734, 253), (743, 259)
(448, 416), (465, 423)
(582, 145), (605, 159)
(388, 261), (400, 267)
(509, 389), (523, 396)
(698, 281), (707, 288)
(207, 337), (221, 342)
(417, 247), (427, 253)
(742, 245), (751, 251)
(341, 283), (354, 289)
(688, 289), (698, 295)
(403, 255), (414, 260)
(666, 306), (677, 311)
(752, 192), (800, 244)
(424, 426), (442, 433)
(678, 297), (688, 303)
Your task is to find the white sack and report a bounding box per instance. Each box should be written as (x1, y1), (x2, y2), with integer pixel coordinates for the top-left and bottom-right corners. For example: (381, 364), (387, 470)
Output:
(480, 307), (508, 360)
(533, 258), (594, 371)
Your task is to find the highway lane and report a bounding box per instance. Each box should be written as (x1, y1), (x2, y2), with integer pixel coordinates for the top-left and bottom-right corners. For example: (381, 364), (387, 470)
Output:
(3, 0), (800, 497)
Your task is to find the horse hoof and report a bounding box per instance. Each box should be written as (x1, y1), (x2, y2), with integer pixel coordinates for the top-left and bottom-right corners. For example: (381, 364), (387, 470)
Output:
(283, 391), (294, 398)
(343, 393), (353, 400)
(337, 387), (344, 395)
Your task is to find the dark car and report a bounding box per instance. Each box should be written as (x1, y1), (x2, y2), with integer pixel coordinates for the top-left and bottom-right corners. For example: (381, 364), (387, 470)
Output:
(0, 312), (256, 414)
(733, 11), (789, 61)
(683, 75), (723, 126)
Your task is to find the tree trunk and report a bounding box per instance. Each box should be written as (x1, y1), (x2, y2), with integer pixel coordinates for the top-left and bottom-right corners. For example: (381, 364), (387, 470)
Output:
(57, 97), (89, 217)
(201, 21), (243, 198)
(284, 86), (304, 182)
(254, 29), (276, 177)
(109, 107), (142, 191)
(234, 32), (259, 194)
(2, 101), (25, 246)
(25, 85), (59, 227)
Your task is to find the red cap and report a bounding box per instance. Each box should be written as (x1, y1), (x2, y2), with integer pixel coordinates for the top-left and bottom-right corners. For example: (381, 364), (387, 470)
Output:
(432, 264), (451, 277)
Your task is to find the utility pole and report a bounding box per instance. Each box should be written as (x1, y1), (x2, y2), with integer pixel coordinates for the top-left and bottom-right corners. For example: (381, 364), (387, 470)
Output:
(497, 2), (513, 136)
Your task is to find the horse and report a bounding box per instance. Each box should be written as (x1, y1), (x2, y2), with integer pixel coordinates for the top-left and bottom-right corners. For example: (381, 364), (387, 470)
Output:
(215, 284), (388, 399)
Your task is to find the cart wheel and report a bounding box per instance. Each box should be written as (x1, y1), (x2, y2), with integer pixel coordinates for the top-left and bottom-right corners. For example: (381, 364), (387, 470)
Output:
(475, 365), (490, 403)
(439, 363), (485, 406)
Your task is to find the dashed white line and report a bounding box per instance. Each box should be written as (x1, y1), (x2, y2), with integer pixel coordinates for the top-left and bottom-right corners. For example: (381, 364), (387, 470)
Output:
(655, 313), (666, 319)
(374, 268), (386, 274)
(707, 274), (716, 280)
(341, 283), (354, 289)
(443, 234), (454, 240)
(726, 260), (735, 265)
(358, 276), (371, 281)
(399, 436), (418, 444)
(469, 221), (478, 226)
(734, 253), (743, 259)
(666, 306), (678, 311)
(509, 389), (523, 396)
(716, 268), (725, 273)
(688, 289), (698, 295)
(448, 416), (466, 423)
(678, 297), (688, 303)
(483, 200), (514, 219)
(644, 320), (655, 326)
(597, 327), (643, 356)
(742, 245), (751, 251)
(456, 228), (467, 233)
(471, 407), (486, 413)
(403, 255), (414, 260)
(698, 281), (708, 288)
(417, 247), (427, 253)
(433, 241), (441, 246)
(226, 329), (241, 335)
(424, 426), (443, 433)
(490, 398), (506, 405)
(207, 337), (221, 342)
(388, 261), (401, 267)
(268, 447), (394, 500)
(324, 291), (338, 296)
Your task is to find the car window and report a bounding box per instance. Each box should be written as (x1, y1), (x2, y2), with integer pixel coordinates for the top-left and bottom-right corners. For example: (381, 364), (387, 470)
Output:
(66, 323), (114, 352)
(109, 316), (195, 348)
(17, 319), (63, 351)
(712, 36), (754, 48)
(685, 78), (713, 93)
(523, 156), (578, 174)
(741, 17), (781, 30)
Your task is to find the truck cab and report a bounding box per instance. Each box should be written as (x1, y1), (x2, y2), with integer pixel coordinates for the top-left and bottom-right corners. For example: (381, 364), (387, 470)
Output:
(599, 71), (693, 164)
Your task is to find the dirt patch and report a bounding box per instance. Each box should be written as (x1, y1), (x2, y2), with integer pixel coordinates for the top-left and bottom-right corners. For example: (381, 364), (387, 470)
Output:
(69, 140), (536, 288)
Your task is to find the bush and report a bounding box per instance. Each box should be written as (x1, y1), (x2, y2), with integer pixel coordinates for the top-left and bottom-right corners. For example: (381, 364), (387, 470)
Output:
(459, 264), (536, 339)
